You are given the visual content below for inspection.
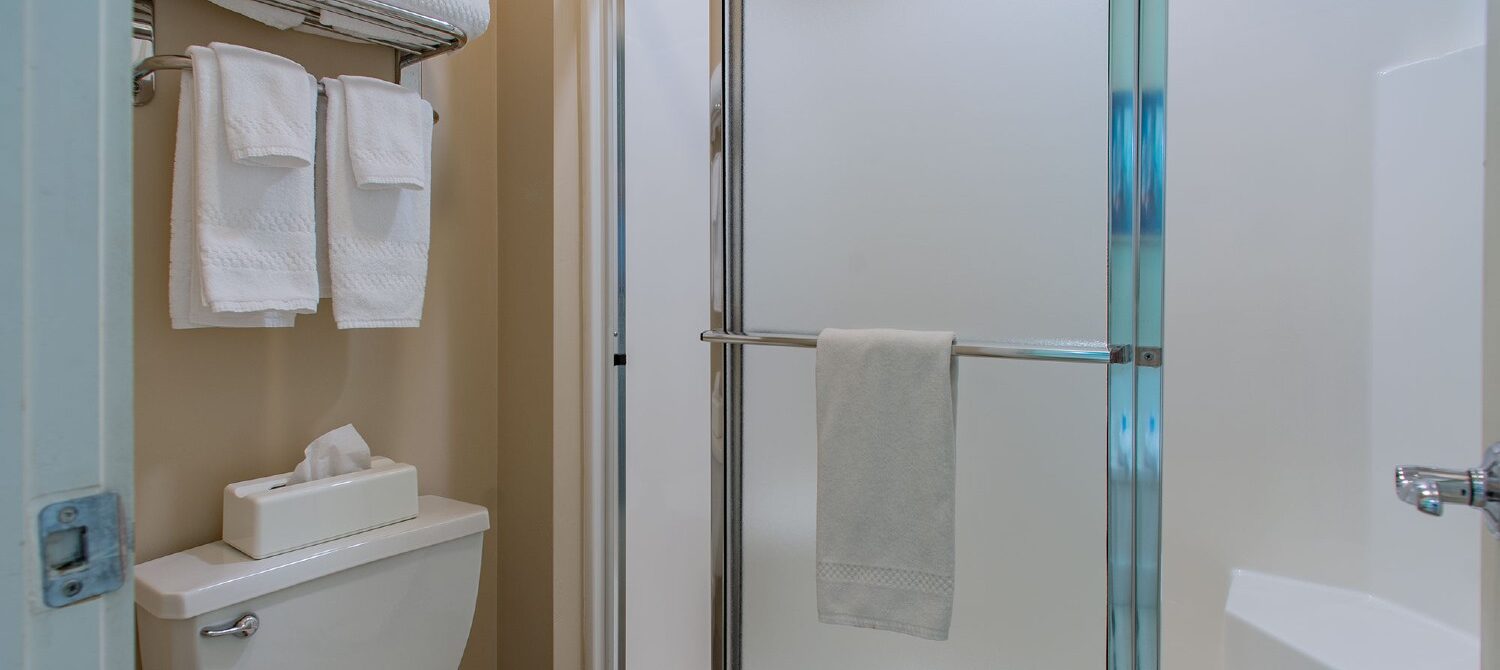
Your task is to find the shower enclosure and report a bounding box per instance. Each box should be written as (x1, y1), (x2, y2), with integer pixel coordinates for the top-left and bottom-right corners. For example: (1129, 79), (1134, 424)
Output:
(705, 0), (1163, 667)
(616, 0), (1494, 668)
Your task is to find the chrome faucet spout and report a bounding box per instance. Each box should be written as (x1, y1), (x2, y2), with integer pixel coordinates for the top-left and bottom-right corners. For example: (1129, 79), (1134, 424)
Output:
(1392, 445), (1500, 537)
(1396, 478), (1447, 516)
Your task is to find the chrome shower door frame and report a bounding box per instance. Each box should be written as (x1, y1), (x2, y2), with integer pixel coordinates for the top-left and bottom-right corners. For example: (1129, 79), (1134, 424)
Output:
(709, 1), (1166, 668)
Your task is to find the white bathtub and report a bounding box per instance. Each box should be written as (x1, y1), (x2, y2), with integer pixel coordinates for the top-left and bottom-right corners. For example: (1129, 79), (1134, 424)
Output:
(1225, 570), (1477, 669)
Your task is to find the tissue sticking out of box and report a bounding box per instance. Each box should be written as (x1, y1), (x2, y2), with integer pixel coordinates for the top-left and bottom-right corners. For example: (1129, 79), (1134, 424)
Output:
(287, 424), (372, 485)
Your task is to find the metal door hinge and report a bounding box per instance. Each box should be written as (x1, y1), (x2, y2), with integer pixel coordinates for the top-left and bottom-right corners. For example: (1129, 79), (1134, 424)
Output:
(38, 492), (126, 607)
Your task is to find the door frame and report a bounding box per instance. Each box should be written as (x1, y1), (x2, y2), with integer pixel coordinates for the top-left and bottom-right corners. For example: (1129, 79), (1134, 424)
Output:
(0, 1), (136, 668)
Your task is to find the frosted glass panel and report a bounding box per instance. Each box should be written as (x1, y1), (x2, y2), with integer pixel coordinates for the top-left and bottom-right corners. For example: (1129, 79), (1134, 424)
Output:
(735, 0), (1112, 665)
(741, 0), (1108, 340)
(742, 348), (1106, 668)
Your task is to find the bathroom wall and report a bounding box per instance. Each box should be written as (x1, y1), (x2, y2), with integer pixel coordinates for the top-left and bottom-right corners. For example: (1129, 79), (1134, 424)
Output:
(1367, 44), (1484, 635)
(130, 1), (502, 668)
(1163, 1), (1485, 667)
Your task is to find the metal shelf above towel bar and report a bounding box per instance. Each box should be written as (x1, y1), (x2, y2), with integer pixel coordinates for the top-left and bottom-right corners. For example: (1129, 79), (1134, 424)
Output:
(132, 55), (440, 123)
(131, 0), (464, 108)
(700, 330), (1132, 365)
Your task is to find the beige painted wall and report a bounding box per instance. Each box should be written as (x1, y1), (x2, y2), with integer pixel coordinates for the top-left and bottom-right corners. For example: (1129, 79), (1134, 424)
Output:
(131, 1), (502, 668)
(494, 0), (561, 666)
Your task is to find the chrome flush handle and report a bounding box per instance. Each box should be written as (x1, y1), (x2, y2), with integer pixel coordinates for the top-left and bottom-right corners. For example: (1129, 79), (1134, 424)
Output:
(1394, 443), (1500, 537)
(200, 613), (259, 638)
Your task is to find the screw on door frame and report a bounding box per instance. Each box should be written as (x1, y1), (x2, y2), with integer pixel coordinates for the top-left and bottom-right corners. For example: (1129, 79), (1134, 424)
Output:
(1137, 347), (1163, 368)
(57, 507), (77, 524)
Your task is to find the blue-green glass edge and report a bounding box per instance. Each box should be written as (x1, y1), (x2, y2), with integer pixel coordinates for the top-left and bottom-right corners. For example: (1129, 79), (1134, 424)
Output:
(1134, 0), (1166, 667)
(1106, 0), (1139, 668)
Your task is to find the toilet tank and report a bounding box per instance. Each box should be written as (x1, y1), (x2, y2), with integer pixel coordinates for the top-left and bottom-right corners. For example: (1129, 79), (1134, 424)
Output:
(136, 496), (489, 670)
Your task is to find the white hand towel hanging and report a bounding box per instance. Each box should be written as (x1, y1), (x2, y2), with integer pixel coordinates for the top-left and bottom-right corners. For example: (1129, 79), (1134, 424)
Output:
(169, 61), (293, 328)
(184, 45), (319, 317)
(210, 42), (317, 168)
(169, 45), (322, 328)
(340, 75), (430, 190)
(321, 77), (433, 329)
(815, 328), (958, 641)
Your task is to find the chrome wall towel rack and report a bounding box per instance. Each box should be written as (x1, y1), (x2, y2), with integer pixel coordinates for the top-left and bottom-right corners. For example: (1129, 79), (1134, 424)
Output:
(224, 0), (466, 68)
(131, 0), (464, 109)
(133, 55), (440, 123)
(701, 330), (1131, 365)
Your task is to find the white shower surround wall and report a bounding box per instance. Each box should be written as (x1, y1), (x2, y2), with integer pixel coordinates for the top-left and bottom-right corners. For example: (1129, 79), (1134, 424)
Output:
(1166, 1), (1486, 667)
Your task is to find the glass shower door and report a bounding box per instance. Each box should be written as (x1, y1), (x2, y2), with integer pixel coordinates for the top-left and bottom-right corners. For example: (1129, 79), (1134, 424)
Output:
(710, 0), (1165, 667)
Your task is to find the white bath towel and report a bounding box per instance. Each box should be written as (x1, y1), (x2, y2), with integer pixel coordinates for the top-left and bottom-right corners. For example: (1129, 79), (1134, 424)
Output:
(816, 328), (957, 641)
(317, 9), (451, 45)
(185, 46), (320, 316)
(322, 78), (432, 328)
(214, 0), (490, 42)
(339, 75), (430, 190)
(169, 65), (296, 329)
(210, 42), (317, 168)
(206, 0), (304, 29)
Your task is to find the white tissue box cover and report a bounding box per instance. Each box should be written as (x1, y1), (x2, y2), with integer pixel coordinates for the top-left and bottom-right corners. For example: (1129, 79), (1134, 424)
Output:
(223, 456), (419, 559)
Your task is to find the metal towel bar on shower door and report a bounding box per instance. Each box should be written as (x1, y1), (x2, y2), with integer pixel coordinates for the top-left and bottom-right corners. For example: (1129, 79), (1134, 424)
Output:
(700, 330), (1135, 365)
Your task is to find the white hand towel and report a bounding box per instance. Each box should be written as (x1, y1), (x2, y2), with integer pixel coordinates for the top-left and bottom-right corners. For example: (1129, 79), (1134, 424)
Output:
(169, 58), (293, 328)
(209, 43), (317, 168)
(322, 78), (432, 328)
(339, 75), (430, 190)
(816, 328), (957, 641)
(187, 46), (320, 317)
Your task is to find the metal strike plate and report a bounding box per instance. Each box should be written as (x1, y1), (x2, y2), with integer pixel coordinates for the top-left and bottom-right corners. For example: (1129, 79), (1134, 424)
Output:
(38, 492), (126, 607)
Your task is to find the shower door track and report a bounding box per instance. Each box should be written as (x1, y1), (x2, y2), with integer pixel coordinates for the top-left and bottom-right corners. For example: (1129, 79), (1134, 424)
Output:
(708, 1), (1166, 668)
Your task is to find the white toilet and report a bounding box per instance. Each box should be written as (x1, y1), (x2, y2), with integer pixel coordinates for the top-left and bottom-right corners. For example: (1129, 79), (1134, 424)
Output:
(135, 495), (489, 670)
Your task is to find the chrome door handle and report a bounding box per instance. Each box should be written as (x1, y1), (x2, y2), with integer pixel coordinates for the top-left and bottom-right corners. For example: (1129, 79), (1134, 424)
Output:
(200, 613), (259, 638)
(1394, 443), (1500, 537)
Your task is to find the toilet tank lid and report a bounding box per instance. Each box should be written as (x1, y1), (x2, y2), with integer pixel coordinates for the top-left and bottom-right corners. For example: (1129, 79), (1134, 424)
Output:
(135, 495), (489, 620)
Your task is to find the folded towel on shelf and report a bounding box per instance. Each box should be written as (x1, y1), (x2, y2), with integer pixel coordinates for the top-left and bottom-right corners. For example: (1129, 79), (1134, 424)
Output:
(210, 42), (317, 168)
(815, 328), (958, 641)
(385, 0), (490, 40)
(317, 9), (450, 46)
(206, 0), (304, 29)
(169, 61), (296, 329)
(212, 0), (491, 43)
(339, 75), (431, 190)
(321, 77), (433, 329)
